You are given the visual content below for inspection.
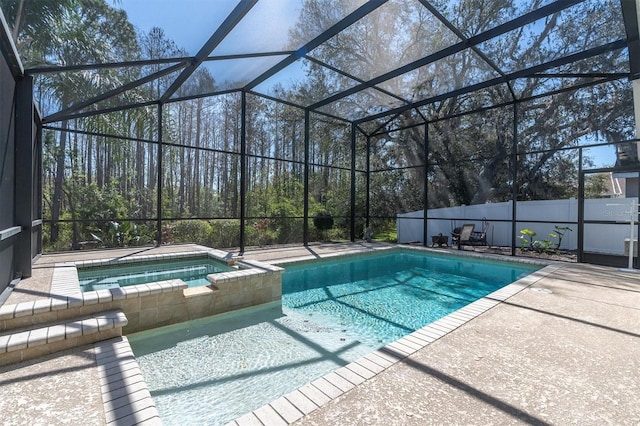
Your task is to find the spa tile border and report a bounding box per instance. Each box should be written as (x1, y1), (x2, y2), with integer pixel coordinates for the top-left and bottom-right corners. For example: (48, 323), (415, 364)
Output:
(1, 247), (250, 322)
(95, 336), (161, 425)
(207, 258), (283, 286)
(0, 279), (187, 323)
(229, 263), (562, 425)
(273, 244), (552, 270)
(272, 244), (395, 267)
(74, 248), (231, 269)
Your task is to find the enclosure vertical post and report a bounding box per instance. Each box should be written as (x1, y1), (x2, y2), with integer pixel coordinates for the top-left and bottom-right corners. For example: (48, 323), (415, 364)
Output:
(423, 122), (429, 247)
(350, 123), (356, 242)
(35, 118), (43, 255)
(156, 103), (163, 246)
(240, 91), (247, 254)
(303, 109), (310, 245)
(365, 135), (370, 228)
(577, 149), (584, 263)
(511, 102), (518, 256)
(15, 76), (34, 277)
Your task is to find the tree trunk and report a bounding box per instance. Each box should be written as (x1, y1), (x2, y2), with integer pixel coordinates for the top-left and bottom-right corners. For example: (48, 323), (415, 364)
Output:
(50, 120), (68, 243)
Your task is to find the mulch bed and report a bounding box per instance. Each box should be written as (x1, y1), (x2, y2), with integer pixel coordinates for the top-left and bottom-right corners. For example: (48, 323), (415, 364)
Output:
(444, 245), (577, 263)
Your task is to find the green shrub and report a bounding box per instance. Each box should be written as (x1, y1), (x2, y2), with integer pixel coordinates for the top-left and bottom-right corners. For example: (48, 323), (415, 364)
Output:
(519, 228), (536, 250)
(313, 212), (334, 241)
(207, 220), (240, 248)
(171, 220), (212, 244)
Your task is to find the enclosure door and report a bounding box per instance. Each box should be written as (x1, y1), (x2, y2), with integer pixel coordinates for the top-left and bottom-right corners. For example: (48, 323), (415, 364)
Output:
(579, 169), (640, 268)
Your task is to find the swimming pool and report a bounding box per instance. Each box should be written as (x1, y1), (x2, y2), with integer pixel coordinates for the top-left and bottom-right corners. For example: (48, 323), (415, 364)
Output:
(78, 256), (235, 291)
(127, 249), (540, 425)
(282, 249), (539, 346)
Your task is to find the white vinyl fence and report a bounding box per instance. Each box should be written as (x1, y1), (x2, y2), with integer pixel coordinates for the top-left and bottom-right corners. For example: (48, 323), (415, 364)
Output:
(397, 198), (637, 255)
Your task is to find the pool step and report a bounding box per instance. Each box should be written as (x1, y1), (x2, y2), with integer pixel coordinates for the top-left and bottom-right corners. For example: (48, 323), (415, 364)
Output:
(0, 310), (128, 367)
(0, 279), (186, 333)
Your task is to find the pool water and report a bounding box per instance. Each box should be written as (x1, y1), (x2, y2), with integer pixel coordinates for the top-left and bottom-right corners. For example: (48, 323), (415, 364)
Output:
(282, 250), (539, 346)
(78, 257), (234, 291)
(128, 250), (539, 425)
(128, 303), (372, 426)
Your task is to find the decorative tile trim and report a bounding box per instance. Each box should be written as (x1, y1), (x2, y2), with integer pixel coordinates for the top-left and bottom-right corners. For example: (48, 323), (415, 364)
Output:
(95, 336), (161, 425)
(0, 280), (188, 323)
(50, 262), (81, 298)
(74, 250), (240, 269)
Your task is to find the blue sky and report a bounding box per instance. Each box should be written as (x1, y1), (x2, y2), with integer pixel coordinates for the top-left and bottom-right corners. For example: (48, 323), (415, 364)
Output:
(110, 0), (240, 54)
(110, 0), (301, 56)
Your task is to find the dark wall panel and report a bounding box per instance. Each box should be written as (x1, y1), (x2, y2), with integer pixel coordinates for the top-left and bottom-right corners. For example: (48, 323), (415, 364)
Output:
(0, 42), (16, 291)
(0, 43), (15, 231)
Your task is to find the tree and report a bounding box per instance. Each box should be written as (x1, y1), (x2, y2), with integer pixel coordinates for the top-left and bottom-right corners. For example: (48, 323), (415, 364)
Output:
(287, 0), (634, 213)
(584, 173), (611, 199)
(1, 0), (78, 52)
(9, 0), (140, 245)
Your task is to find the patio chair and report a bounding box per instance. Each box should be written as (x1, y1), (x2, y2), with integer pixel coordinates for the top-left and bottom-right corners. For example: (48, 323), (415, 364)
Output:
(453, 224), (475, 250)
(469, 218), (490, 246)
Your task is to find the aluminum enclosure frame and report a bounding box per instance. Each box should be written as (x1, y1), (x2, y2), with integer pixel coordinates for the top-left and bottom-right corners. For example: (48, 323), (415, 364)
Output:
(1, 0), (639, 276)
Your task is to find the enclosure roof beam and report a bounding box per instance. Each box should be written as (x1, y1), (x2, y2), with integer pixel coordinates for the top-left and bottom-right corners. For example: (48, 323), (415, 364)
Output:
(26, 51), (293, 76)
(0, 7), (23, 76)
(530, 72), (630, 79)
(44, 100), (159, 123)
(354, 40), (628, 124)
(367, 112), (405, 137)
(365, 75), (621, 135)
(42, 62), (186, 123)
(27, 57), (192, 74)
(42, 124), (156, 144)
(204, 50), (296, 62)
(307, 0), (582, 111)
(366, 74), (621, 132)
(54, 85), (351, 125)
(243, 0), (388, 91)
(246, 89), (352, 124)
(166, 88), (243, 104)
(54, 87), (244, 122)
(246, 90), (306, 111)
(159, 0), (258, 103)
(417, 0), (516, 101)
(303, 55), (412, 106)
(621, 0), (640, 80)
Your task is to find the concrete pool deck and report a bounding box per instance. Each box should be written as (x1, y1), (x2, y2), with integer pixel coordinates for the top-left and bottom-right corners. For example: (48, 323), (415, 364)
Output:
(1, 243), (639, 425)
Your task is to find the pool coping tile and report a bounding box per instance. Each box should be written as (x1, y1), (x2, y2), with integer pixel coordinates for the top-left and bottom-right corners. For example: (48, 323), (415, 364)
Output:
(0, 333), (10, 352)
(353, 357), (385, 375)
(283, 389), (319, 415)
(334, 366), (367, 385)
(234, 412), (264, 426)
(394, 336), (424, 351)
(310, 377), (343, 399)
(269, 396), (305, 424)
(385, 341), (415, 356)
(298, 383), (331, 407)
(95, 336), (160, 425)
(252, 404), (288, 426)
(402, 333), (431, 347)
(321, 371), (355, 392)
